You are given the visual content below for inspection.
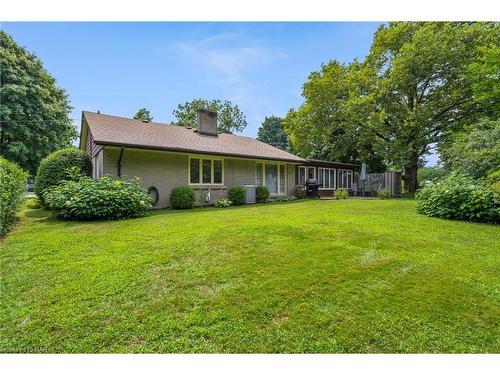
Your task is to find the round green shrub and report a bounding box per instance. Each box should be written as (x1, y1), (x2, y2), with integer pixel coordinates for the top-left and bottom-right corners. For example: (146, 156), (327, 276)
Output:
(0, 157), (28, 237)
(228, 186), (246, 206)
(416, 173), (499, 223)
(43, 176), (152, 220)
(378, 188), (391, 199)
(35, 148), (92, 201)
(334, 189), (348, 200)
(256, 186), (270, 203)
(26, 196), (42, 209)
(170, 186), (195, 209)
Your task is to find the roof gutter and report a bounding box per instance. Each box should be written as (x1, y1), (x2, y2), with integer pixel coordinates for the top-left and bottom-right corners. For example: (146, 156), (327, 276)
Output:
(95, 140), (306, 164)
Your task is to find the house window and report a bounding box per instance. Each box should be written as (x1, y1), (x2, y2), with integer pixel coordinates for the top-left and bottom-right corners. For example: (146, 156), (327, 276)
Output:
(256, 162), (287, 194)
(318, 168), (336, 189)
(307, 167), (316, 180)
(298, 166), (306, 185)
(214, 160), (223, 184)
(266, 164), (278, 194)
(190, 158), (200, 183)
(202, 159), (211, 183)
(279, 164), (286, 194)
(337, 169), (353, 189)
(256, 162), (264, 186)
(189, 156), (224, 185)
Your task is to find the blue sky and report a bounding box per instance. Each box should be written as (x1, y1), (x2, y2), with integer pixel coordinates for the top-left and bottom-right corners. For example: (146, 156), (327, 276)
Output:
(1, 22), (439, 165)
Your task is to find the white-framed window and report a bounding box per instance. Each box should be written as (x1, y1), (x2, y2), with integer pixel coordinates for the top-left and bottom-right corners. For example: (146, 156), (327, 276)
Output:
(189, 156), (224, 185)
(318, 167), (336, 189)
(298, 166), (306, 185)
(256, 162), (287, 195)
(307, 166), (316, 180)
(337, 169), (353, 189)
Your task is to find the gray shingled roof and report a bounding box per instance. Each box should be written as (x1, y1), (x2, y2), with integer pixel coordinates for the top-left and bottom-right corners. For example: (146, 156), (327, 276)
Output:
(82, 111), (305, 163)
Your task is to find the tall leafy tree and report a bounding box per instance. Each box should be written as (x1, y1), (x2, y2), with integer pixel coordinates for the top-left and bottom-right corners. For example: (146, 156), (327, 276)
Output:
(133, 108), (153, 122)
(173, 99), (247, 134)
(440, 120), (499, 179)
(284, 22), (499, 192)
(0, 31), (76, 176)
(468, 45), (500, 118)
(283, 61), (386, 172)
(257, 116), (290, 150)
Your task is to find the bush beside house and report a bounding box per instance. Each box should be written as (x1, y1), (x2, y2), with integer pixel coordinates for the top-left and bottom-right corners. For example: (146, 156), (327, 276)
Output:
(0, 157), (28, 237)
(256, 186), (270, 203)
(44, 176), (152, 220)
(214, 198), (232, 208)
(170, 187), (195, 209)
(334, 189), (348, 200)
(35, 148), (92, 202)
(228, 186), (246, 206)
(294, 185), (307, 199)
(416, 174), (499, 224)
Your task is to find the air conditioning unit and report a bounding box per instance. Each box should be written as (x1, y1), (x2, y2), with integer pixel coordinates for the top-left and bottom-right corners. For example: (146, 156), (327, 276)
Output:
(243, 185), (256, 204)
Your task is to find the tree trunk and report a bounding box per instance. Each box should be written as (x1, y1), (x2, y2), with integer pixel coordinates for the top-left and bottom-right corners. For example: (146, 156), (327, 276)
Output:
(403, 154), (419, 193)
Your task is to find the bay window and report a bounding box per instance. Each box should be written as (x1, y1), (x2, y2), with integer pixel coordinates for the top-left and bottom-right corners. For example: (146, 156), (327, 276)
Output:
(189, 156), (224, 185)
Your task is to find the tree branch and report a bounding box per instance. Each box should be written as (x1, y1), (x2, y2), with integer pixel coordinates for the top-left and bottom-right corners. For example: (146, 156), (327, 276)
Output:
(427, 98), (471, 135)
(355, 121), (391, 142)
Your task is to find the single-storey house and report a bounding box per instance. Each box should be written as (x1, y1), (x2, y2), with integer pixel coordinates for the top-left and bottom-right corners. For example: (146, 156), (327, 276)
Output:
(79, 109), (360, 207)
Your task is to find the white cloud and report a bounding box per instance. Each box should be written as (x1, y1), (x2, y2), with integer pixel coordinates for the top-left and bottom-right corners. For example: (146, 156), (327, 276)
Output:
(175, 33), (285, 83)
(172, 32), (288, 135)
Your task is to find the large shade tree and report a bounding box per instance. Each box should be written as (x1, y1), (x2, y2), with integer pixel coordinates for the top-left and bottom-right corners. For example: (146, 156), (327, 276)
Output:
(256, 116), (290, 151)
(0, 31), (76, 176)
(284, 22), (499, 192)
(173, 99), (247, 134)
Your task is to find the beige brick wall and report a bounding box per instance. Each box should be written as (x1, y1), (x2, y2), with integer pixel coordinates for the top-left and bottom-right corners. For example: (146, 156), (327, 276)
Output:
(103, 147), (188, 208)
(102, 146), (297, 208)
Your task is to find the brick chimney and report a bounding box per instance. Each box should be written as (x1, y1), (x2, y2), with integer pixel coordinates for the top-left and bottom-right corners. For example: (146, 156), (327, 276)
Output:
(197, 109), (218, 136)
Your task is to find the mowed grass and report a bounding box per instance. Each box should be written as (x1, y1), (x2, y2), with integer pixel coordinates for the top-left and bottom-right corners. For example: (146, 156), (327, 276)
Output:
(0, 199), (499, 353)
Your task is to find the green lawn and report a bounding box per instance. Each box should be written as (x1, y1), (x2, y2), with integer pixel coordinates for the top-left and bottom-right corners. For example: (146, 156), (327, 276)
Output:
(1, 199), (499, 353)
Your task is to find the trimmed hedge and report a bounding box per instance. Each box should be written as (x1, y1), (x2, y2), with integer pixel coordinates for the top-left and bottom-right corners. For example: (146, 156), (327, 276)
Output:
(256, 186), (270, 203)
(228, 186), (246, 206)
(0, 157), (28, 237)
(416, 174), (499, 223)
(35, 148), (92, 201)
(43, 176), (152, 220)
(170, 186), (195, 209)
